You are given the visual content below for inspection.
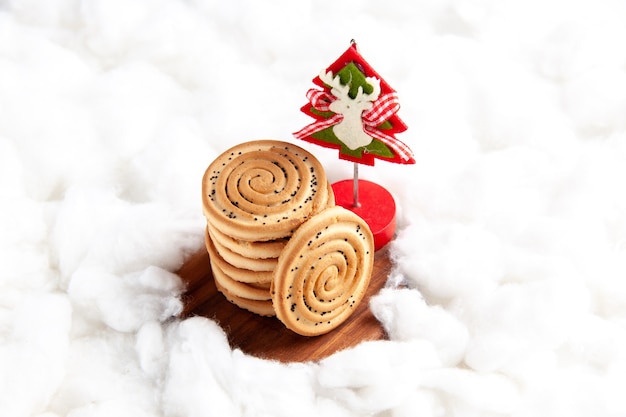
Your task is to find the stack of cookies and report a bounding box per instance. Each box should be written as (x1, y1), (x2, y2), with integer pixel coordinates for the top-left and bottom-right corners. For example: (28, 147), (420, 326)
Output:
(201, 140), (374, 336)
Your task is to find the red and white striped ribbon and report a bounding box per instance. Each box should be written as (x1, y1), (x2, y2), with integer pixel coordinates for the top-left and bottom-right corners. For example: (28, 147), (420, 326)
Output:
(294, 88), (414, 163)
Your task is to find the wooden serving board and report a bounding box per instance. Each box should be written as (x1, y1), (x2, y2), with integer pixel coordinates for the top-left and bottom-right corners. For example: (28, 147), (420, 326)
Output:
(176, 246), (392, 363)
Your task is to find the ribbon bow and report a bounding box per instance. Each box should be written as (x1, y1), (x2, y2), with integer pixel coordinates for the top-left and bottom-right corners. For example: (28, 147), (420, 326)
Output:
(294, 87), (414, 163)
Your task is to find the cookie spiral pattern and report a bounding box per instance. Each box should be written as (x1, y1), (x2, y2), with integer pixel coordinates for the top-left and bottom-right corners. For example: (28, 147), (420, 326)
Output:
(271, 206), (374, 336)
(202, 140), (330, 242)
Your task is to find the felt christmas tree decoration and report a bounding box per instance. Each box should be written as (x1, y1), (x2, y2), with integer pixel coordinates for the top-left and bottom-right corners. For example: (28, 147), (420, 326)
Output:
(294, 42), (414, 166)
(294, 42), (415, 250)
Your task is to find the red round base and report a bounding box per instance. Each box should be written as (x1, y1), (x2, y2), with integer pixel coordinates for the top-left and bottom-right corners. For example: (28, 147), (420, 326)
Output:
(331, 179), (396, 251)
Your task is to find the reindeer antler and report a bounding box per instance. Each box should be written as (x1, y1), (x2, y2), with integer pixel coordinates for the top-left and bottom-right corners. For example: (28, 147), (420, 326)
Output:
(319, 70), (351, 99)
(360, 76), (381, 103)
(320, 70), (381, 105)
(350, 76), (381, 107)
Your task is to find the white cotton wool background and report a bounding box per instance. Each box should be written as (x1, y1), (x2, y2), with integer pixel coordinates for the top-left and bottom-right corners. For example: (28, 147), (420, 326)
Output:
(1, 0), (626, 416)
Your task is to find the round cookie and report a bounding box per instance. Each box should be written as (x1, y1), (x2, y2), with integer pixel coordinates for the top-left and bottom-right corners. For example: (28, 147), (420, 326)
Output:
(271, 206), (374, 336)
(208, 224), (287, 259)
(211, 260), (272, 301)
(208, 225), (278, 272)
(204, 227), (273, 285)
(206, 232), (272, 301)
(214, 278), (275, 317)
(202, 140), (330, 242)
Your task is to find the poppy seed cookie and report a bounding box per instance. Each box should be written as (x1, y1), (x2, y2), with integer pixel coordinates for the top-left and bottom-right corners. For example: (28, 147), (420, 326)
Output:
(270, 205), (374, 336)
(202, 140), (331, 242)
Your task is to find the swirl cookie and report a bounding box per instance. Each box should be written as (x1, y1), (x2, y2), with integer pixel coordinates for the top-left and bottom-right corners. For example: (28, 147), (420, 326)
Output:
(205, 229), (275, 316)
(214, 278), (276, 317)
(208, 226), (278, 272)
(202, 140), (331, 242)
(204, 227), (273, 285)
(208, 225), (287, 260)
(271, 206), (374, 336)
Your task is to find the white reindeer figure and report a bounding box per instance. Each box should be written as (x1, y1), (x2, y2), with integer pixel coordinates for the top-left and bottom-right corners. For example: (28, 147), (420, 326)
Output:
(319, 70), (381, 150)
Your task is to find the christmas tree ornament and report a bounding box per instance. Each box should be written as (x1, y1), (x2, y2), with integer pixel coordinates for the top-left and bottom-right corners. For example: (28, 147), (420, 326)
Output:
(294, 41), (415, 250)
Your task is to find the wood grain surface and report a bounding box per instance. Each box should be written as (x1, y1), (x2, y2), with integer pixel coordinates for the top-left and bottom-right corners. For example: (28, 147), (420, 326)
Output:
(176, 246), (392, 363)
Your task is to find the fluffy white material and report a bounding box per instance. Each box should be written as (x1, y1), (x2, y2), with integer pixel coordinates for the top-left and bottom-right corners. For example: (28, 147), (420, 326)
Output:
(1, 0), (625, 415)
